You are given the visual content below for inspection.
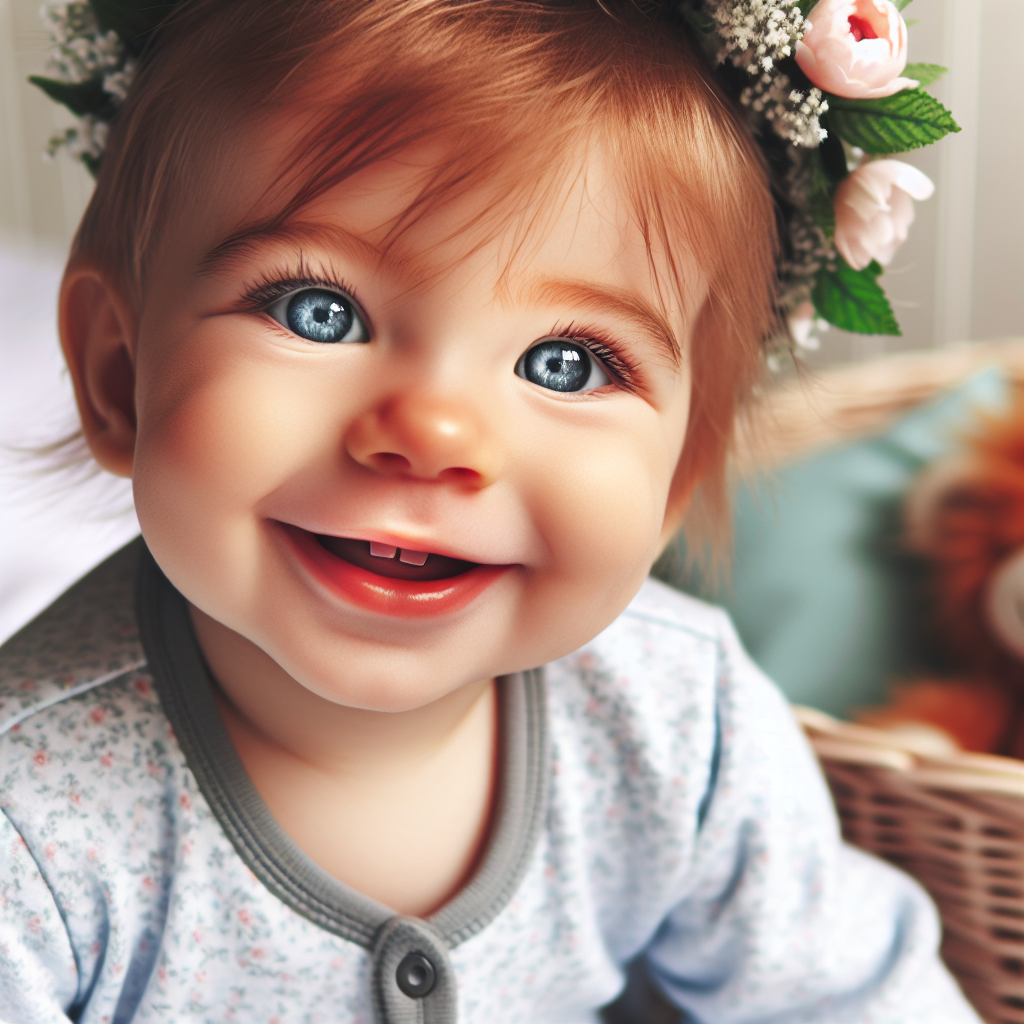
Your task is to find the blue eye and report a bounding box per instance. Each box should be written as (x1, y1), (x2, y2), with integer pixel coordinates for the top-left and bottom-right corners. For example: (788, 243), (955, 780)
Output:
(267, 287), (369, 344)
(516, 339), (610, 393)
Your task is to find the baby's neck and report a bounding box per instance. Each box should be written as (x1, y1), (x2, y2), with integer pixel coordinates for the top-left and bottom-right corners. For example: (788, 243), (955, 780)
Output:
(189, 605), (498, 917)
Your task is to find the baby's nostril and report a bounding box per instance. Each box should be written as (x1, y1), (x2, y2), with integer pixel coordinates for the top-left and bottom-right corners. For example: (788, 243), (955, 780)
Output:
(439, 466), (480, 484)
(372, 452), (411, 473)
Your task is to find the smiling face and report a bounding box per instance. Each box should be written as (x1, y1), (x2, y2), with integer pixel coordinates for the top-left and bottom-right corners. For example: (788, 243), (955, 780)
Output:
(65, 5), (780, 718)
(91, 137), (699, 712)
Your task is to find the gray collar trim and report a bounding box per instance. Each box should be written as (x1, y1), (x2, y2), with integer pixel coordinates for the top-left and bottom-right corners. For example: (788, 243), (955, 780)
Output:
(135, 543), (549, 950)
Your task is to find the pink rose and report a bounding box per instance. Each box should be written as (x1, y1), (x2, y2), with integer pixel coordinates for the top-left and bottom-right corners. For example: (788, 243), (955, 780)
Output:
(797, 0), (918, 99)
(833, 159), (934, 270)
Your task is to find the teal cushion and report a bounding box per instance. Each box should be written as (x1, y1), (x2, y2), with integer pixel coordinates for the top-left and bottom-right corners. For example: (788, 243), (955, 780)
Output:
(653, 367), (1011, 717)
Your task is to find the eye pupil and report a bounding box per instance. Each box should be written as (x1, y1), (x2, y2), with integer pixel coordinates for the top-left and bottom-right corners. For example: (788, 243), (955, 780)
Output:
(286, 290), (356, 343)
(521, 340), (591, 392)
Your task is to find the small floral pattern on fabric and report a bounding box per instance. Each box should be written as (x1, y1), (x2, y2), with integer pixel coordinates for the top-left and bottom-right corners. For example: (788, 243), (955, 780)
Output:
(0, 539), (144, 726)
(1, 543), (980, 1023)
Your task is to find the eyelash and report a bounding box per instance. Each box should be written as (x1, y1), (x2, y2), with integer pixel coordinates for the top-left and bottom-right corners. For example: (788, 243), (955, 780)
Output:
(238, 269), (640, 391)
(238, 264), (366, 323)
(549, 322), (638, 392)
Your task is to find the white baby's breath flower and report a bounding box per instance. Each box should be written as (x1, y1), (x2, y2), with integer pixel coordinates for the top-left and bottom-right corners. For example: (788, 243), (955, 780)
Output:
(742, 73), (829, 146)
(36, 1), (135, 168)
(779, 209), (836, 319)
(779, 86), (829, 146)
(40, 0), (95, 46)
(70, 114), (109, 158)
(103, 58), (138, 104)
(41, 2), (124, 84)
(708, 0), (806, 74)
(46, 114), (109, 163)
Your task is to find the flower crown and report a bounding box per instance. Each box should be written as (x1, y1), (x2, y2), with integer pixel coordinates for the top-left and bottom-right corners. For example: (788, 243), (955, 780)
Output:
(31, 0), (958, 348)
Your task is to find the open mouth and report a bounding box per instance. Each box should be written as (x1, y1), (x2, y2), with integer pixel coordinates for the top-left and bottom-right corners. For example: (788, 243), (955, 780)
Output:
(278, 522), (508, 617)
(315, 535), (477, 582)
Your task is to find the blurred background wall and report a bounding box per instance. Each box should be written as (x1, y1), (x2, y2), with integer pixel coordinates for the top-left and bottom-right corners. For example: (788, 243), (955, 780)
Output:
(1, 0), (95, 251)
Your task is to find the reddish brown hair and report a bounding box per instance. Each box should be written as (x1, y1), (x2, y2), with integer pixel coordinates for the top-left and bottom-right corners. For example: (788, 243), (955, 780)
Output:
(71, 0), (779, 533)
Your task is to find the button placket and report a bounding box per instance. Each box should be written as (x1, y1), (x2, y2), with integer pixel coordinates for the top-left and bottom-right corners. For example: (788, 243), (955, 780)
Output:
(372, 916), (456, 1024)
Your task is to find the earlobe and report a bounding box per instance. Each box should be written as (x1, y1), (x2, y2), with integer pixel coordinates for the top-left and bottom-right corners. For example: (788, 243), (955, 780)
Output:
(59, 265), (138, 478)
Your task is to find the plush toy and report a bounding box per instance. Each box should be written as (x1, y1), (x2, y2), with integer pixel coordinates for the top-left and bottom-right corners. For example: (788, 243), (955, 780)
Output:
(856, 392), (1024, 756)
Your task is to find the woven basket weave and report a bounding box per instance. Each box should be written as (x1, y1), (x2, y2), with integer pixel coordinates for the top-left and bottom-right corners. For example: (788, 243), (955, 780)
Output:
(797, 707), (1024, 1024)
(751, 339), (1024, 1023)
(735, 338), (1024, 474)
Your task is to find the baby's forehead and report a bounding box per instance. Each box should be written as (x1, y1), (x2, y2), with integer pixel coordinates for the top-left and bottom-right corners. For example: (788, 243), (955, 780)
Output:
(198, 133), (698, 336)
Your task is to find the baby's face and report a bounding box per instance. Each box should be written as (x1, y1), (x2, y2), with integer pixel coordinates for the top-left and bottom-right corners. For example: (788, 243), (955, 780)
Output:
(130, 139), (699, 710)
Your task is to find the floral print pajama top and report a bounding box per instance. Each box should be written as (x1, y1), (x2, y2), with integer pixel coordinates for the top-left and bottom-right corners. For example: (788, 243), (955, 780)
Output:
(0, 540), (979, 1023)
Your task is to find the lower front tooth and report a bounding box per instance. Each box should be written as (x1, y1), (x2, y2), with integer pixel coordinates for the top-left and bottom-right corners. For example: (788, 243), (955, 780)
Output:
(398, 548), (429, 566)
(369, 542), (398, 559)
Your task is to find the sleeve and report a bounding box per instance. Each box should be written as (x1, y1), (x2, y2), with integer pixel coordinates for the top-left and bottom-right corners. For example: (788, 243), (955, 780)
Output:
(0, 809), (79, 1024)
(641, 613), (982, 1024)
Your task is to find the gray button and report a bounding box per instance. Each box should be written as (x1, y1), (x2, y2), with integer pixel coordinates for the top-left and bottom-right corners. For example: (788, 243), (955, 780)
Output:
(396, 951), (436, 998)
(373, 916), (455, 1022)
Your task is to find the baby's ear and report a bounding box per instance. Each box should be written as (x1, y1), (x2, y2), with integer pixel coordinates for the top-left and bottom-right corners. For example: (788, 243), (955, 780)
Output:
(59, 264), (138, 478)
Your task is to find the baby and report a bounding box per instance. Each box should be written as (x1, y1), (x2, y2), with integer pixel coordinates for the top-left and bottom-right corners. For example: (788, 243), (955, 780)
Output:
(0, 1), (980, 1022)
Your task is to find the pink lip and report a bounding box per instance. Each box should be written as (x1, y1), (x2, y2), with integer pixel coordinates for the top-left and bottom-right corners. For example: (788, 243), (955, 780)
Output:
(277, 523), (510, 618)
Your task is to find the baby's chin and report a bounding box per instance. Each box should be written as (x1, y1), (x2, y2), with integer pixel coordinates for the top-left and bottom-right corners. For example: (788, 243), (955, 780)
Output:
(277, 648), (500, 714)
(239, 588), (524, 712)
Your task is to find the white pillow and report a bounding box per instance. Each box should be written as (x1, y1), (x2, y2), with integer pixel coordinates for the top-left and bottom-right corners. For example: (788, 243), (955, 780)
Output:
(0, 240), (139, 644)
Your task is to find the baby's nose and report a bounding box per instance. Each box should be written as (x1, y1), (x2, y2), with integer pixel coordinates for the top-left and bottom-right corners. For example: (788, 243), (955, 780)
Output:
(344, 392), (502, 487)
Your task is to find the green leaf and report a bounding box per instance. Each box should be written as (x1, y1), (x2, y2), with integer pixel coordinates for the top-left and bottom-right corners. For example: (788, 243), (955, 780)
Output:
(904, 18), (919, 28)
(28, 75), (107, 116)
(90, 0), (176, 54)
(827, 89), (959, 154)
(812, 258), (901, 335)
(893, 0), (913, 10)
(808, 186), (835, 237)
(904, 62), (947, 88)
(796, 0), (816, 16)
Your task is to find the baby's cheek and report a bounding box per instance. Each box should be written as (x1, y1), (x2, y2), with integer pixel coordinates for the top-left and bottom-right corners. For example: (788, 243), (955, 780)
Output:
(546, 419), (669, 560)
(131, 333), (328, 612)
(140, 377), (270, 513)
(137, 326), (331, 507)
(513, 426), (668, 661)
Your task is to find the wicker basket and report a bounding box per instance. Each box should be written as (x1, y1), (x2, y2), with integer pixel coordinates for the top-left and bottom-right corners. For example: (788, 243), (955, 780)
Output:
(749, 338), (1024, 1023)
(734, 337), (1024, 473)
(797, 707), (1024, 1024)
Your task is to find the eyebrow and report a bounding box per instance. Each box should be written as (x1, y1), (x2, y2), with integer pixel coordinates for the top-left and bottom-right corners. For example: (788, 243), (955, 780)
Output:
(525, 278), (682, 368)
(201, 222), (684, 368)
(199, 220), (404, 279)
